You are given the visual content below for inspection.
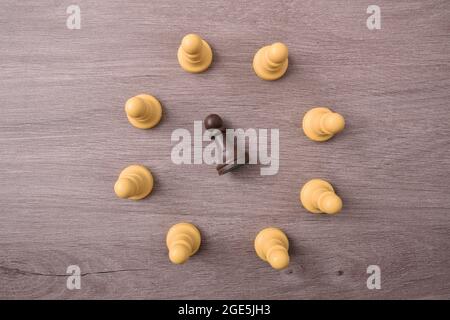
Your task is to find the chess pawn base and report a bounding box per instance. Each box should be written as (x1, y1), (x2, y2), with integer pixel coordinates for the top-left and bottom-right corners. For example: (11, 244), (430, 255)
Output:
(114, 165), (154, 200)
(166, 223), (201, 264)
(300, 179), (342, 214)
(253, 44), (288, 81)
(126, 94), (162, 129)
(255, 227), (290, 270)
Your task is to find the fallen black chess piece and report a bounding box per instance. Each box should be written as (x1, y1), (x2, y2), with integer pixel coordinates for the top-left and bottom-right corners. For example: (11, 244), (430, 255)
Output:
(203, 114), (250, 175)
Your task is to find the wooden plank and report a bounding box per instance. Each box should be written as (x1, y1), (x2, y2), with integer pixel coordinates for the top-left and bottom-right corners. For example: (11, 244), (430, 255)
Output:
(0, 0), (449, 299)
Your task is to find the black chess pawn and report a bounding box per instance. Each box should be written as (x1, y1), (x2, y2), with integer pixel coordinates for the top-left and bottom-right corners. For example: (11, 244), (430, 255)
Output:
(203, 114), (249, 175)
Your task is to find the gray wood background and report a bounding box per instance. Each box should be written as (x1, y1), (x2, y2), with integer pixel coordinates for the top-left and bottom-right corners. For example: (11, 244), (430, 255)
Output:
(0, 0), (449, 299)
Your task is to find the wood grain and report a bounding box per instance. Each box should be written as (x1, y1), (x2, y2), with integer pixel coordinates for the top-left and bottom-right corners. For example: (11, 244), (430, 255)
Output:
(0, 0), (449, 299)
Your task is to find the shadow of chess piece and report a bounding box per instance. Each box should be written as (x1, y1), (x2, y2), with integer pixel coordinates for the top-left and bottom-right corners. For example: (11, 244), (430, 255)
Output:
(204, 114), (250, 175)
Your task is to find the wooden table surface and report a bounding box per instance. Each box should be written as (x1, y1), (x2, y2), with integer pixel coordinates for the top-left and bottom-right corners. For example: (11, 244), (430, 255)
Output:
(1, 0), (449, 299)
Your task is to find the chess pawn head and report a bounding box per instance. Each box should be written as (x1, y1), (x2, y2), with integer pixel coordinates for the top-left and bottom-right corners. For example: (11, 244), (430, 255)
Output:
(114, 165), (154, 200)
(177, 34), (213, 73)
(300, 179), (343, 214)
(253, 42), (289, 80)
(302, 107), (345, 141)
(166, 223), (201, 264)
(204, 113), (225, 139)
(254, 227), (290, 270)
(125, 94), (163, 129)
